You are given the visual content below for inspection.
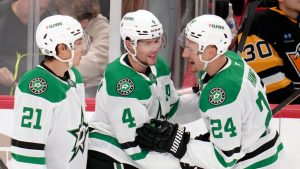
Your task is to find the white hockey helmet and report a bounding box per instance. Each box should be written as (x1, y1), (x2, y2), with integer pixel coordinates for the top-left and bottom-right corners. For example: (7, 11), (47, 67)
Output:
(36, 15), (84, 65)
(120, 10), (165, 67)
(120, 10), (163, 45)
(181, 14), (232, 58)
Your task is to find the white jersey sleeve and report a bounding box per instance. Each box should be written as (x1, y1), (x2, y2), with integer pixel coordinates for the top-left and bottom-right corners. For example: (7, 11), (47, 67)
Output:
(169, 93), (201, 124)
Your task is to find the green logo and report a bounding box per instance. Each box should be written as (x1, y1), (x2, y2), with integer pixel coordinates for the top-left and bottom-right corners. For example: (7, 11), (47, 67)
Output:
(67, 79), (76, 87)
(189, 19), (196, 25)
(209, 88), (225, 105)
(68, 108), (88, 162)
(148, 73), (156, 84)
(117, 78), (135, 96)
(29, 78), (47, 94)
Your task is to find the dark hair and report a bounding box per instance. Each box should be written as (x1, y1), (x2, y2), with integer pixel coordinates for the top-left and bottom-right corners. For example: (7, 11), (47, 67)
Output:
(43, 55), (55, 62)
(53, 0), (100, 21)
(74, 0), (100, 21)
(42, 44), (60, 62)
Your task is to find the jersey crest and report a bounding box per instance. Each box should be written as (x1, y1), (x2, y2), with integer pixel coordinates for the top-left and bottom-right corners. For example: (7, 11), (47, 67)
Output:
(67, 79), (76, 87)
(29, 78), (47, 94)
(117, 78), (135, 96)
(209, 88), (226, 105)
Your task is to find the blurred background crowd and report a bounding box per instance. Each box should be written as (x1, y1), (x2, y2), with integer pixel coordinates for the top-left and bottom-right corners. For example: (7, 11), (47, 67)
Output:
(0, 0), (299, 104)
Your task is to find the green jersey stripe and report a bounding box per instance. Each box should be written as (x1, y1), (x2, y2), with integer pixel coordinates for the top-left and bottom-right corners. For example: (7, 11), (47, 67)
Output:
(11, 153), (46, 165)
(89, 132), (121, 148)
(89, 132), (149, 161)
(166, 99), (179, 119)
(214, 147), (238, 167)
(130, 149), (149, 160)
(116, 163), (122, 169)
(245, 143), (283, 169)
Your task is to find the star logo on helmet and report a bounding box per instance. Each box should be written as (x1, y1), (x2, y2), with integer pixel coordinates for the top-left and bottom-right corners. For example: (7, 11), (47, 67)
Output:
(117, 78), (135, 96)
(209, 88), (226, 105)
(29, 78), (47, 94)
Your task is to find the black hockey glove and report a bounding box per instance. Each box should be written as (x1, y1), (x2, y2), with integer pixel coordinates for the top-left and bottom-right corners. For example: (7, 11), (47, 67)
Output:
(136, 119), (190, 159)
(180, 162), (203, 169)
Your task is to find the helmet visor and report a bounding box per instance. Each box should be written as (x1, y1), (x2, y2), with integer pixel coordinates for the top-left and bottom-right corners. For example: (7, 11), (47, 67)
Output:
(178, 30), (200, 55)
(178, 30), (186, 49)
(137, 32), (167, 51)
(161, 32), (167, 49)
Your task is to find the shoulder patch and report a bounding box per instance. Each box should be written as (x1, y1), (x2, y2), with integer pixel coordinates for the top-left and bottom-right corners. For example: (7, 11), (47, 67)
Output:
(29, 78), (47, 94)
(209, 88), (226, 105)
(117, 78), (135, 96)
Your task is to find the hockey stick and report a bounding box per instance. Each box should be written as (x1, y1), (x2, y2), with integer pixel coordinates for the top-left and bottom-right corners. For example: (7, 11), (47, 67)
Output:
(0, 159), (8, 169)
(237, 0), (262, 54)
(272, 89), (300, 116)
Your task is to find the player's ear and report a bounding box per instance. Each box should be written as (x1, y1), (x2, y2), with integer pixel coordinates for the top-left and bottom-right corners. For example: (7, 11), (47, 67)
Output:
(124, 40), (135, 53)
(208, 45), (217, 58)
(56, 44), (68, 58)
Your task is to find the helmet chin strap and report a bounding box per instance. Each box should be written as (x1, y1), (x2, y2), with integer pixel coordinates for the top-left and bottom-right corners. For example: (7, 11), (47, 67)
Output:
(199, 52), (220, 71)
(124, 41), (148, 68)
(53, 50), (74, 69)
(68, 50), (75, 68)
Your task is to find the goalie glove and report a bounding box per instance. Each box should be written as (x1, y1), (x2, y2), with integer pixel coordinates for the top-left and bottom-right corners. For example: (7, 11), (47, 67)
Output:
(136, 119), (190, 159)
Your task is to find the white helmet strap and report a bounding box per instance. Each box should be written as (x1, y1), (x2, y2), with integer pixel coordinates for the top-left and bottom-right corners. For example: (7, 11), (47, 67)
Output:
(124, 41), (148, 68)
(198, 48), (220, 71)
(52, 45), (75, 69)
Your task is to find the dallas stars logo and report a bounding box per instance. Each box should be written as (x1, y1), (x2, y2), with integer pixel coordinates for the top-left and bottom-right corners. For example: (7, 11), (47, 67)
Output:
(29, 78), (47, 94)
(67, 79), (76, 87)
(117, 78), (134, 96)
(68, 108), (88, 162)
(148, 72), (157, 84)
(209, 88), (226, 105)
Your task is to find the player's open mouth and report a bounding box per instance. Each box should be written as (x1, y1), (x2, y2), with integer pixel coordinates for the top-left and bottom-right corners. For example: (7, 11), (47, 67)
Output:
(148, 55), (157, 59)
(189, 60), (195, 65)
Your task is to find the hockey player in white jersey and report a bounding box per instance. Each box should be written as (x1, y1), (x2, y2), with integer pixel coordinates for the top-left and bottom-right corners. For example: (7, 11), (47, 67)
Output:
(11, 15), (90, 169)
(136, 15), (285, 169)
(87, 10), (200, 169)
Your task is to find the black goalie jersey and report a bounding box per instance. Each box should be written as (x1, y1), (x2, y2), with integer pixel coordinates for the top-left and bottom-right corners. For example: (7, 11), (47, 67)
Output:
(238, 7), (300, 103)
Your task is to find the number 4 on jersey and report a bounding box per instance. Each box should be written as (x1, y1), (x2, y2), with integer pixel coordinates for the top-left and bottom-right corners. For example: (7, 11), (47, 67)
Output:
(122, 108), (136, 128)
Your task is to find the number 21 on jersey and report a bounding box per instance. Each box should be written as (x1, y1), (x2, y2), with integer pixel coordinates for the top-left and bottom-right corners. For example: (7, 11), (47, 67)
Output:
(21, 107), (42, 129)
